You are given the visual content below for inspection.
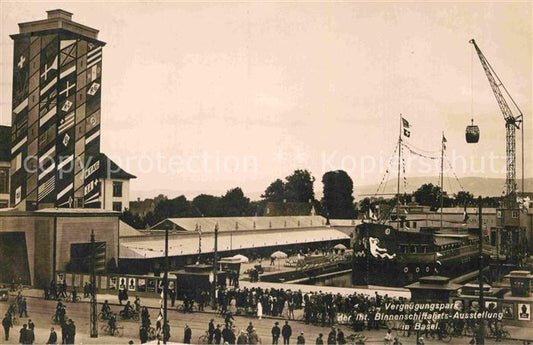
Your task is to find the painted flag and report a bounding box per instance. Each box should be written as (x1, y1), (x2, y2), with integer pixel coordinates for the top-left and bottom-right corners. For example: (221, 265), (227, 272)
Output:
(403, 128), (411, 138)
(443, 134), (447, 150)
(401, 117), (410, 128)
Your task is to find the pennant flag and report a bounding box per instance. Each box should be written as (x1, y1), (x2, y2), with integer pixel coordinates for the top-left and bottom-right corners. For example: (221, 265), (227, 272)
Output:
(401, 117), (410, 128)
(443, 134), (447, 150)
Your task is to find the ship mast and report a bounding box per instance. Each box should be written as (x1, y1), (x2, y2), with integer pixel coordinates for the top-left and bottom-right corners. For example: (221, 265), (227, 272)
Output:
(440, 132), (445, 231)
(397, 114), (402, 230)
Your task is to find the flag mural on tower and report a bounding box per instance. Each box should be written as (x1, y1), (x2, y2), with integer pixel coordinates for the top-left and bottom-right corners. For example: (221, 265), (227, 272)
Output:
(10, 36), (30, 207)
(10, 11), (105, 210)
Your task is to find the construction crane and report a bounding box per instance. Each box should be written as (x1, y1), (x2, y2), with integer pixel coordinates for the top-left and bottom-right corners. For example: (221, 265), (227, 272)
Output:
(469, 39), (524, 206)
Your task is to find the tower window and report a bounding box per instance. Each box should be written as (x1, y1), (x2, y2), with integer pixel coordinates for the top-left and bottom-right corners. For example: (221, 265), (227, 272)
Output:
(112, 181), (122, 197)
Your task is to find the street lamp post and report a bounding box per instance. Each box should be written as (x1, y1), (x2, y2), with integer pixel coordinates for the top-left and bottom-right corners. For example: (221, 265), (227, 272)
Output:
(163, 227), (169, 344)
(212, 224), (218, 309)
(90, 230), (97, 338)
(477, 196), (485, 345)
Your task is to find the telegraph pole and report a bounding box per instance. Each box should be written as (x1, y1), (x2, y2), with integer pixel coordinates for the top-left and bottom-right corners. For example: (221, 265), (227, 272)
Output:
(212, 224), (218, 308)
(90, 230), (97, 338)
(477, 196), (485, 345)
(163, 227), (169, 344)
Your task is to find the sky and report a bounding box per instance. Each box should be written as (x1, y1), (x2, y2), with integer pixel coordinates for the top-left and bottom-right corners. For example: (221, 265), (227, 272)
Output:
(1, 1), (531, 200)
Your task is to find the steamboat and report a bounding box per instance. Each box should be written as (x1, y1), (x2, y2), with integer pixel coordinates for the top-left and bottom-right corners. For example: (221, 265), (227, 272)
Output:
(351, 221), (486, 287)
(351, 115), (489, 287)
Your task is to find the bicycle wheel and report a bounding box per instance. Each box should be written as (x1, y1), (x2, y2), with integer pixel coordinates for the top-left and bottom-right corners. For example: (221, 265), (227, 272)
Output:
(440, 331), (452, 343)
(133, 313), (140, 321)
(148, 327), (157, 340)
(98, 312), (106, 322)
(198, 335), (208, 344)
(116, 327), (124, 337)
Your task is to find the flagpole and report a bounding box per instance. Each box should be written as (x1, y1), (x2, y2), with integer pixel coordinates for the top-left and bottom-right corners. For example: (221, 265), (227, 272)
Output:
(397, 114), (402, 230)
(440, 132), (445, 231)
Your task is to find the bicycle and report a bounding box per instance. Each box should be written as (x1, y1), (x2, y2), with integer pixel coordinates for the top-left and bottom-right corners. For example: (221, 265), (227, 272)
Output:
(198, 330), (209, 344)
(65, 293), (81, 303)
(119, 309), (140, 321)
(10, 315), (19, 326)
(147, 326), (157, 341)
(101, 324), (124, 337)
(98, 310), (112, 321)
(51, 313), (65, 325)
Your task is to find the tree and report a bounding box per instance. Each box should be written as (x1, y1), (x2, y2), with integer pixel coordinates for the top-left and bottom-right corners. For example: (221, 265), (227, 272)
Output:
(221, 187), (250, 216)
(321, 170), (355, 219)
(454, 191), (474, 207)
(192, 194), (222, 217)
(413, 183), (452, 211)
(284, 169), (315, 202)
(413, 183), (441, 210)
(261, 179), (285, 202)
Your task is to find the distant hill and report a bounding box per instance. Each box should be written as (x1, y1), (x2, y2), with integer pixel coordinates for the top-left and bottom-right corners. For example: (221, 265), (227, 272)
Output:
(354, 176), (533, 200)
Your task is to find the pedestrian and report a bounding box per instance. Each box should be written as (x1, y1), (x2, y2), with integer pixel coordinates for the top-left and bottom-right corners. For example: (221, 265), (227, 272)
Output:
(315, 333), (324, 345)
(327, 328), (336, 345)
(60, 281), (67, 298)
(214, 324), (222, 345)
(163, 321), (171, 342)
(19, 324), (28, 344)
(257, 301), (263, 320)
(297, 332), (305, 345)
(139, 326), (148, 344)
(19, 298), (28, 318)
(26, 327), (35, 344)
(71, 286), (77, 303)
(222, 325), (231, 344)
(47, 327), (58, 345)
(184, 324), (192, 344)
(249, 329), (260, 345)
(208, 319), (215, 344)
(271, 321), (280, 345)
(28, 320), (34, 331)
(67, 319), (76, 344)
(247, 322), (254, 334)
(61, 321), (68, 344)
(281, 321), (292, 345)
(336, 329), (345, 345)
(83, 283), (89, 298)
(3, 313), (12, 341)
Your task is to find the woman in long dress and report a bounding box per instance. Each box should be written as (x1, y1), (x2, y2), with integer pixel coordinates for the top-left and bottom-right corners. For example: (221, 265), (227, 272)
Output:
(257, 301), (263, 320)
(230, 297), (237, 314)
(282, 300), (289, 319)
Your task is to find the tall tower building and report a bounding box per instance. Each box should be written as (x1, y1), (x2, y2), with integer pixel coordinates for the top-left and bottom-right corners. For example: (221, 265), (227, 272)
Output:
(10, 10), (104, 210)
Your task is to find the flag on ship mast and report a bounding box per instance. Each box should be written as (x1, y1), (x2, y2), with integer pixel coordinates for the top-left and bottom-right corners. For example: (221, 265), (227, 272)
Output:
(442, 134), (447, 150)
(401, 116), (411, 137)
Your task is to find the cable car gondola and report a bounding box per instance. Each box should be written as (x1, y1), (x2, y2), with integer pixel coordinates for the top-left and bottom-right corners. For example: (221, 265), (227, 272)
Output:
(466, 120), (479, 143)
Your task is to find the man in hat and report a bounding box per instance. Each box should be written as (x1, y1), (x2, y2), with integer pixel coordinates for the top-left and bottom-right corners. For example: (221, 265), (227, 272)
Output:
(271, 321), (280, 345)
(208, 318), (215, 344)
(315, 333), (324, 345)
(184, 324), (192, 344)
(282, 321), (292, 345)
(46, 327), (57, 345)
(297, 332), (305, 345)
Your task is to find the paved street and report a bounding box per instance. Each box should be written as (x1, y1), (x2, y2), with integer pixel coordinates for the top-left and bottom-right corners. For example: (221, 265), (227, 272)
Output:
(0, 290), (528, 345)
